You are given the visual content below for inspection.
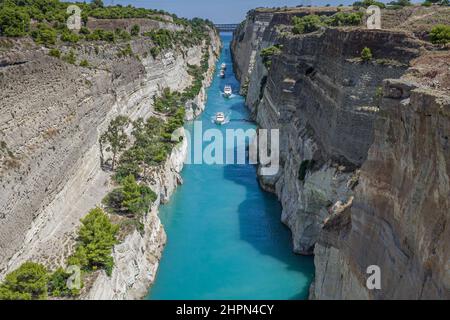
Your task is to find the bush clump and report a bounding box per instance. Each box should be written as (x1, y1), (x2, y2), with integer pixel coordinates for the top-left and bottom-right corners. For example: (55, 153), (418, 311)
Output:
(325, 11), (364, 26)
(388, 0), (412, 7)
(353, 0), (386, 8)
(85, 29), (116, 42)
(99, 115), (130, 170)
(0, 262), (49, 300)
(361, 47), (373, 61)
(260, 45), (283, 68)
(62, 49), (77, 64)
(292, 11), (363, 35)
(429, 24), (450, 45)
(47, 268), (79, 297)
(67, 208), (119, 276)
(0, 6), (30, 37)
(130, 24), (140, 36)
(118, 43), (133, 57)
(104, 175), (157, 219)
(79, 59), (89, 67)
(49, 48), (61, 58)
(115, 28), (131, 41)
(298, 160), (315, 181)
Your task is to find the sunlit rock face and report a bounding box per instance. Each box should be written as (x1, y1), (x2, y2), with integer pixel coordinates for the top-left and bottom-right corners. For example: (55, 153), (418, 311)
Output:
(0, 22), (221, 299)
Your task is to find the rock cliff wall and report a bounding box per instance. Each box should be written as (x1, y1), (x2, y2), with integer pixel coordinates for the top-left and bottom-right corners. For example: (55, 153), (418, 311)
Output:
(231, 7), (449, 299)
(0, 25), (220, 299)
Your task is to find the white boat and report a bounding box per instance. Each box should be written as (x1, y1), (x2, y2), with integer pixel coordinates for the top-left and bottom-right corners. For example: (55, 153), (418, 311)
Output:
(215, 112), (226, 124)
(219, 69), (225, 78)
(221, 63), (227, 70)
(223, 85), (232, 98)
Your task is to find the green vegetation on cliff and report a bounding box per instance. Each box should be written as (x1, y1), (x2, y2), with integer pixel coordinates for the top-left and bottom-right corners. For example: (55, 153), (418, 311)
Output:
(352, 0), (386, 8)
(0, 262), (48, 300)
(99, 115), (130, 170)
(298, 160), (315, 182)
(260, 45), (283, 69)
(361, 47), (373, 61)
(0, 261), (81, 300)
(429, 24), (450, 44)
(144, 26), (211, 58)
(104, 175), (157, 219)
(0, 0), (214, 50)
(112, 48), (210, 180)
(68, 208), (119, 276)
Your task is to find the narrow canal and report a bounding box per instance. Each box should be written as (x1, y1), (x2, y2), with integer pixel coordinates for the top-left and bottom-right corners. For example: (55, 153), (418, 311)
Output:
(147, 33), (314, 300)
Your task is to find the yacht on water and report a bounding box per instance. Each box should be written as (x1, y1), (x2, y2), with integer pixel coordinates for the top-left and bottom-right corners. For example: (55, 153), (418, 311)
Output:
(219, 69), (225, 78)
(221, 63), (227, 70)
(215, 112), (226, 124)
(223, 85), (232, 98)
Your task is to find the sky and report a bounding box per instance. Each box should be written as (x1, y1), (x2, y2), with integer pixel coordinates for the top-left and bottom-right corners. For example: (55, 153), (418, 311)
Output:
(102, 0), (381, 24)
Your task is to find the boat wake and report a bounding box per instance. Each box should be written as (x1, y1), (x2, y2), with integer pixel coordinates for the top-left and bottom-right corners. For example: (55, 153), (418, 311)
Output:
(220, 92), (237, 99)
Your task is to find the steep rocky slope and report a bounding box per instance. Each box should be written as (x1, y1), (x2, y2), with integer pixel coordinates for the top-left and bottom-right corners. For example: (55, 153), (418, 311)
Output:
(0, 21), (220, 299)
(232, 6), (449, 299)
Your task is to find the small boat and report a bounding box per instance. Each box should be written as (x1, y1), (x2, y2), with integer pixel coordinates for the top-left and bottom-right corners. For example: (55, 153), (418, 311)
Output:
(221, 63), (227, 70)
(219, 69), (225, 78)
(215, 112), (226, 124)
(223, 85), (232, 98)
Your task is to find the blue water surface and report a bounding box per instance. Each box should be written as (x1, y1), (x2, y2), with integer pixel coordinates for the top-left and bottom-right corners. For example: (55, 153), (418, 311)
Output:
(147, 33), (314, 300)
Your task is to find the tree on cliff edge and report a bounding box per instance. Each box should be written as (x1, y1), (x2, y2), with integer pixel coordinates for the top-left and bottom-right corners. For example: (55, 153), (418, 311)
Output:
(100, 116), (130, 170)
(91, 0), (104, 8)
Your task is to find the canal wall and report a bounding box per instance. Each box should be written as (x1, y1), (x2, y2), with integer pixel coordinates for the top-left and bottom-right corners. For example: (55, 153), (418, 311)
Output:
(231, 6), (450, 299)
(0, 23), (221, 299)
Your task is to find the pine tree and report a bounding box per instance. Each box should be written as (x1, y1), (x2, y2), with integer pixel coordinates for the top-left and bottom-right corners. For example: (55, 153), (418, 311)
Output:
(100, 116), (130, 170)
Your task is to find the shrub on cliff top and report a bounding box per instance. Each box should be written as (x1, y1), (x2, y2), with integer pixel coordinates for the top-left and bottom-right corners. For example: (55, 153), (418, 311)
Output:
(292, 11), (364, 35)
(292, 15), (323, 34)
(0, 262), (49, 300)
(353, 0), (386, 8)
(131, 24), (140, 36)
(429, 24), (450, 45)
(62, 50), (77, 65)
(67, 208), (119, 276)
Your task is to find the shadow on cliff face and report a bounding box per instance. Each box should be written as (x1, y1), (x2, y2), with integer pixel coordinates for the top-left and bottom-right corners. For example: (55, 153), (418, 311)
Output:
(223, 163), (315, 300)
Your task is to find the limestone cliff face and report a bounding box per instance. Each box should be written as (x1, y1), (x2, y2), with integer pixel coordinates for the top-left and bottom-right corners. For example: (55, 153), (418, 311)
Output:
(232, 7), (449, 299)
(0, 25), (220, 299)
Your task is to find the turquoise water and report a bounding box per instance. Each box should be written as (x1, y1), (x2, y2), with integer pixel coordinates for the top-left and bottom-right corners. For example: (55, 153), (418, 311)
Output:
(147, 33), (314, 300)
